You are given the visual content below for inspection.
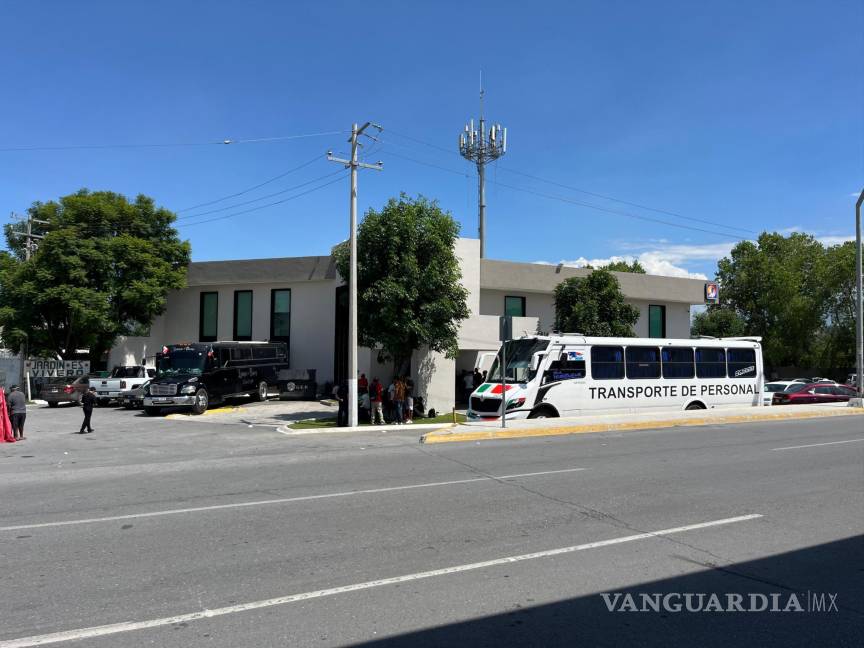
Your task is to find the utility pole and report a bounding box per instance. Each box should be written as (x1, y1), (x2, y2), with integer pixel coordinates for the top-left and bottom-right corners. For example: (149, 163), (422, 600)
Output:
(459, 78), (507, 258)
(855, 189), (863, 402)
(9, 212), (49, 399)
(328, 123), (383, 427)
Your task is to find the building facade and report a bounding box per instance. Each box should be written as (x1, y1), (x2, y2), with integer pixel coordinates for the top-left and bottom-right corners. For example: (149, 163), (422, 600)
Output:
(111, 238), (708, 413)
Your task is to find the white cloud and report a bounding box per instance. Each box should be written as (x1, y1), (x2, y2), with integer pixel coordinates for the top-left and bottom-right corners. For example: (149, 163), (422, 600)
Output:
(817, 235), (855, 246)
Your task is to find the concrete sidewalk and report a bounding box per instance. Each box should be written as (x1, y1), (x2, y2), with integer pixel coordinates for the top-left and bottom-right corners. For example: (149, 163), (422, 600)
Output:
(421, 403), (864, 444)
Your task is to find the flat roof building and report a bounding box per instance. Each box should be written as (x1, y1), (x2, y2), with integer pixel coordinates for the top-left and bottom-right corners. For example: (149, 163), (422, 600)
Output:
(111, 238), (708, 413)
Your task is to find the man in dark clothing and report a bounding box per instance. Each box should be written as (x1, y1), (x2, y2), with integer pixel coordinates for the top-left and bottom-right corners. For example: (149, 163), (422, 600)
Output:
(79, 387), (96, 434)
(336, 380), (349, 427)
(7, 385), (27, 441)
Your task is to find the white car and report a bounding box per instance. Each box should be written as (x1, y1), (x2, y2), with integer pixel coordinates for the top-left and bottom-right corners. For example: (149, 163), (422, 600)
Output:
(762, 381), (796, 406)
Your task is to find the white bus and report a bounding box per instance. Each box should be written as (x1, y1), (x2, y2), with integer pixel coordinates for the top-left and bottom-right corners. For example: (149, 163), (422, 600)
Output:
(468, 335), (763, 420)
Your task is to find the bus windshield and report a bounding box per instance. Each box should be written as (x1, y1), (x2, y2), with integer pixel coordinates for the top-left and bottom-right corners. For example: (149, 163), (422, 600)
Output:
(157, 349), (206, 377)
(486, 338), (549, 384)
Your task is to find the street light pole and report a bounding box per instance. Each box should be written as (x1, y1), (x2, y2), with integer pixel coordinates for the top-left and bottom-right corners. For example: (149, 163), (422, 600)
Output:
(328, 123), (383, 427)
(855, 189), (863, 401)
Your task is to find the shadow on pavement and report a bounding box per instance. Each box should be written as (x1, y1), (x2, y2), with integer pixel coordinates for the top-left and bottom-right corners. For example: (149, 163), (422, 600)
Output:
(351, 535), (864, 648)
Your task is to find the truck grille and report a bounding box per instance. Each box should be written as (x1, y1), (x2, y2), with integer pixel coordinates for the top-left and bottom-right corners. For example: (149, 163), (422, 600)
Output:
(150, 383), (178, 396)
(471, 396), (501, 413)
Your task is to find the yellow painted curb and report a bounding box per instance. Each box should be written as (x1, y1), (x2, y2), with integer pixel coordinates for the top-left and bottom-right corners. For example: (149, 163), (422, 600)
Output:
(166, 406), (247, 419)
(420, 408), (864, 444)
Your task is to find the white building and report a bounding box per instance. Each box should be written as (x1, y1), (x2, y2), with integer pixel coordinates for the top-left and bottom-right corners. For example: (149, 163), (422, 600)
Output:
(111, 238), (708, 413)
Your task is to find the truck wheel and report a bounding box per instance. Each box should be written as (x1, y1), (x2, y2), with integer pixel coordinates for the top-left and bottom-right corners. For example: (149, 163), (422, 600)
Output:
(192, 389), (209, 415)
(144, 407), (162, 417)
(48, 401), (58, 408)
(254, 381), (268, 402)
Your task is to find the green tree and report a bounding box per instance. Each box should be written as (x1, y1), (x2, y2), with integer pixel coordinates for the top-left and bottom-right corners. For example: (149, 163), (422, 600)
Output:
(808, 240), (857, 369)
(0, 189), (190, 362)
(553, 269), (640, 336)
(691, 306), (747, 338)
(333, 194), (469, 371)
(715, 232), (827, 368)
(604, 259), (646, 274)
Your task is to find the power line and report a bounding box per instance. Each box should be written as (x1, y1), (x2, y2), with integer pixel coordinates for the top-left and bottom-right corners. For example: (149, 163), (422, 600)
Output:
(178, 171), (348, 228)
(176, 169), (343, 220)
(376, 145), (744, 240)
(0, 130), (345, 153)
(384, 129), (758, 236)
(376, 148), (470, 178)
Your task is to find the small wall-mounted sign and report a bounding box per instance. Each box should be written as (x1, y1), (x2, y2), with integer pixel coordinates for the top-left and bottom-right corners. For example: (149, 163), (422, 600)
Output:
(705, 282), (719, 303)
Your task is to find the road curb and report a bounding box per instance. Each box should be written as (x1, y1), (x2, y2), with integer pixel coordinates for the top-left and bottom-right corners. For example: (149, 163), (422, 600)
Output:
(277, 422), (457, 436)
(419, 408), (864, 444)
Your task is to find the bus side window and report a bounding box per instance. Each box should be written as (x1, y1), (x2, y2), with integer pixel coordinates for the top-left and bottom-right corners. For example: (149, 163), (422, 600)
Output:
(727, 349), (756, 378)
(591, 346), (624, 380)
(232, 347), (251, 362)
(662, 347), (695, 379)
(625, 347), (661, 379)
(696, 348), (726, 378)
(219, 348), (231, 367)
(543, 351), (586, 384)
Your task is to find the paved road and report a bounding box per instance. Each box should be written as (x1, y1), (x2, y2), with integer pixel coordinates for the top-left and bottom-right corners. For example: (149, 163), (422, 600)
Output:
(1, 404), (862, 647)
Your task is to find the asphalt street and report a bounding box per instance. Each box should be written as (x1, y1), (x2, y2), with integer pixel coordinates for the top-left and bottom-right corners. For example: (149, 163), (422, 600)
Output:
(1, 403), (862, 647)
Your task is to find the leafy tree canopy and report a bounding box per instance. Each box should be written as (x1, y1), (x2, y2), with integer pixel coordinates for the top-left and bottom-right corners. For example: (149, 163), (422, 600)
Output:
(553, 269), (640, 336)
(333, 194), (469, 371)
(0, 189), (190, 361)
(691, 307), (747, 338)
(603, 259), (646, 274)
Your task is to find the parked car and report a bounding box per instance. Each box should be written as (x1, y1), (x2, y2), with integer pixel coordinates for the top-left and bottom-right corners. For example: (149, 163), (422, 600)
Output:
(121, 380), (150, 409)
(772, 382), (857, 405)
(761, 380), (795, 406)
(93, 365), (155, 405)
(42, 375), (90, 407)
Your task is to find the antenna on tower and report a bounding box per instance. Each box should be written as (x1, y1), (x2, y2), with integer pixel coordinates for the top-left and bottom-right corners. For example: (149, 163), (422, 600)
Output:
(459, 73), (506, 259)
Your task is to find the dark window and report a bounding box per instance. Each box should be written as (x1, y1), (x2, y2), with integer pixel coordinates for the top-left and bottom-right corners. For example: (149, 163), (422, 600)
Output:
(626, 347), (661, 379)
(233, 291), (253, 341)
(543, 351), (586, 384)
(662, 347), (695, 379)
(591, 346), (624, 380)
(231, 347), (251, 361)
(270, 289), (291, 343)
(648, 305), (666, 338)
(835, 386), (856, 396)
(815, 386), (833, 395)
(727, 348), (756, 378)
(696, 348), (726, 378)
(199, 292), (218, 342)
(252, 345), (276, 359)
(504, 296), (526, 317)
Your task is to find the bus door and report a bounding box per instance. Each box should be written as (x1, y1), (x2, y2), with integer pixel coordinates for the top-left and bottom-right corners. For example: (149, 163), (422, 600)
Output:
(209, 347), (238, 398)
(540, 345), (588, 416)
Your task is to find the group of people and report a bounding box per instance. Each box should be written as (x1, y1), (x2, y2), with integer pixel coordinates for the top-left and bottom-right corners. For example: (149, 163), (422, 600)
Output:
(0, 383), (99, 444)
(333, 373), (416, 426)
(458, 368), (486, 404)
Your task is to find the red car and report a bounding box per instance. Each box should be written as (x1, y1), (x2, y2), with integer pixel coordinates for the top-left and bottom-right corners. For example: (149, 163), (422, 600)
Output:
(772, 382), (857, 405)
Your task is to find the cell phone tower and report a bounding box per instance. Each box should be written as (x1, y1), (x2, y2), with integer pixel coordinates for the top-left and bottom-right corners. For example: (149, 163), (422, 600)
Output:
(459, 75), (506, 258)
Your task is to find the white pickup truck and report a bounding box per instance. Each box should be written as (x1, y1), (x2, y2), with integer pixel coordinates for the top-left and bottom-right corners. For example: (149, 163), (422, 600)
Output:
(93, 365), (155, 405)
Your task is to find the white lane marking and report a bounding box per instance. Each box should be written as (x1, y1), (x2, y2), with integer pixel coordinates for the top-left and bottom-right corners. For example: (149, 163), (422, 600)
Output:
(0, 513), (762, 648)
(771, 438), (864, 451)
(0, 468), (586, 532)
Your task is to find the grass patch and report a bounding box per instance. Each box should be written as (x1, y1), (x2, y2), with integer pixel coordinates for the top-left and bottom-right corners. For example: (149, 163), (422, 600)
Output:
(289, 412), (467, 430)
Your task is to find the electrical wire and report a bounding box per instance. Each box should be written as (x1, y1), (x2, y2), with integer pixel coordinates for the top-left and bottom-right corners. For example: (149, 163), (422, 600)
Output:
(384, 128), (758, 236)
(178, 154), (324, 213)
(0, 130), (345, 153)
(176, 169), (344, 220)
(178, 171), (347, 228)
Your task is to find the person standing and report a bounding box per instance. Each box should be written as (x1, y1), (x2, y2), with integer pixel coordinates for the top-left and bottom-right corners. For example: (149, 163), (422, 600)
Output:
(79, 387), (96, 434)
(463, 370), (475, 404)
(404, 376), (414, 424)
(7, 385), (26, 441)
(370, 377), (384, 425)
(358, 373), (368, 395)
(392, 376), (405, 425)
(336, 379), (349, 427)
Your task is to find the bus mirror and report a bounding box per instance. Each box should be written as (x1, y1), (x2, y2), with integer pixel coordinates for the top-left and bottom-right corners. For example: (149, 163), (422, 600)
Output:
(530, 352), (545, 372)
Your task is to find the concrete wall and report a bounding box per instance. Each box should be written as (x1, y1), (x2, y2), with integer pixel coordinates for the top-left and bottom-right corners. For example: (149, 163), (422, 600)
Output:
(109, 280), (339, 384)
(412, 346), (455, 415)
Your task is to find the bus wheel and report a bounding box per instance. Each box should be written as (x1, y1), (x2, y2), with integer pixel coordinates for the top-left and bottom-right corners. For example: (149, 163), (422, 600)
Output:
(528, 406), (557, 419)
(685, 401), (706, 411)
(144, 407), (161, 417)
(192, 389), (209, 415)
(254, 381), (268, 402)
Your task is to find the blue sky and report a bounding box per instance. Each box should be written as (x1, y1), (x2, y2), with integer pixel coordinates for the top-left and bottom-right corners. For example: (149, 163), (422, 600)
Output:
(1, 0), (861, 278)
